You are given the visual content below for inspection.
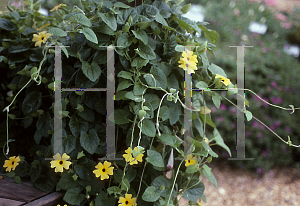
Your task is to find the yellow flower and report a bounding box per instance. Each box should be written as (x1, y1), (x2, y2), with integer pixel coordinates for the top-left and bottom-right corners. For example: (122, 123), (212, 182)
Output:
(185, 154), (197, 167)
(32, 31), (51, 47)
(50, 153), (72, 173)
(178, 50), (198, 74)
(93, 161), (114, 180)
(50, 3), (67, 12)
(123, 147), (144, 165)
(215, 74), (232, 87)
(37, 22), (51, 31)
(3, 156), (21, 172)
(118, 193), (137, 206)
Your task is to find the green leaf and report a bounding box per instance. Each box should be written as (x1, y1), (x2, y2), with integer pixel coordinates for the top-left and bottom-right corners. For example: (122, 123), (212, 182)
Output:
(124, 91), (143, 102)
(196, 81), (209, 89)
(57, 173), (79, 191)
(142, 186), (160, 202)
(199, 113), (215, 128)
(141, 119), (156, 137)
(163, 34), (176, 57)
(63, 135), (76, 154)
(117, 71), (133, 80)
(77, 105), (95, 122)
(74, 160), (95, 181)
(75, 69), (99, 88)
(63, 188), (85, 205)
(133, 83), (147, 95)
(0, 56), (8, 63)
(7, 172), (15, 177)
(159, 106), (170, 121)
(146, 150), (164, 167)
(117, 7), (138, 25)
(227, 84), (238, 96)
(132, 28), (148, 45)
(157, 134), (181, 148)
(117, 33), (133, 47)
(167, 73), (179, 91)
(36, 112), (51, 137)
(76, 104), (84, 112)
(121, 178), (130, 192)
(0, 18), (17, 30)
(48, 28), (67, 37)
(131, 57), (149, 69)
(169, 106), (180, 125)
(14, 176), (21, 184)
(181, 3), (191, 14)
(208, 63), (227, 78)
(171, 4), (182, 15)
(182, 179), (205, 201)
(202, 141), (218, 158)
(173, 15), (201, 34)
(114, 2), (131, 8)
(77, 151), (85, 159)
(81, 27), (98, 44)
(137, 44), (156, 60)
(245, 110), (252, 121)
(202, 164), (218, 189)
(148, 66), (167, 89)
(34, 170), (57, 193)
(80, 129), (100, 154)
(22, 91), (42, 114)
(212, 93), (221, 109)
(107, 186), (122, 195)
(73, 13), (92, 27)
(151, 176), (173, 197)
(198, 25), (219, 45)
(155, 13), (168, 27)
(117, 80), (133, 92)
(113, 109), (130, 124)
(69, 115), (89, 138)
(139, 110), (147, 119)
(98, 12), (117, 31)
(186, 164), (199, 174)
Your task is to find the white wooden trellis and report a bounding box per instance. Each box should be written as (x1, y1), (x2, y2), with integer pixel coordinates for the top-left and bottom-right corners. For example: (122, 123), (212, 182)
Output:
(46, 45), (123, 161)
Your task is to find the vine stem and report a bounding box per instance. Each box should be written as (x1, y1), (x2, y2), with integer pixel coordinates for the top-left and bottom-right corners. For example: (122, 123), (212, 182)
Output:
(222, 95), (300, 147)
(167, 157), (185, 205)
(135, 130), (155, 205)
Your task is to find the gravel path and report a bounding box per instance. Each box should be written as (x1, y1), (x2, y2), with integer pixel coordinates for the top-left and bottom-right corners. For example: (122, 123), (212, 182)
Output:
(198, 161), (300, 206)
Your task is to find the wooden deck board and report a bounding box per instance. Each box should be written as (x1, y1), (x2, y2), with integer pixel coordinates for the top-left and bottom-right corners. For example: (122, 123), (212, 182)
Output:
(0, 173), (63, 205)
(0, 198), (25, 206)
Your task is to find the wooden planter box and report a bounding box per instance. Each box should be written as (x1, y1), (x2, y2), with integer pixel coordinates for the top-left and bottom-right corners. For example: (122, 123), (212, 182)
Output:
(0, 173), (63, 206)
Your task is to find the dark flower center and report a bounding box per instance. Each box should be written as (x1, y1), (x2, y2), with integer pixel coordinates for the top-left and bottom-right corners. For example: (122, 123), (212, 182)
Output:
(11, 161), (14, 165)
(41, 37), (44, 40)
(125, 200), (129, 205)
(187, 57), (190, 61)
(102, 168), (106, 172)
(188, 160), (190, 163)
(59, 160), (63, 165)
(185, 64), (189, 67)
(221, 79), (225, 82)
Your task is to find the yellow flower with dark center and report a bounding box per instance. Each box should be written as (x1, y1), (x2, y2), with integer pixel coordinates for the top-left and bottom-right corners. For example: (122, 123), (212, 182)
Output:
(50, 153), (72, 173)
(32, 31), (51, 47)
(185, 154), (197, 167)
(50, 3), (67, 12)
(123, 147), (144, 165)
(3, 156), (20, 172)
(215, 74), (232, 87)
(178, 50), (198, 74)
(93, 161), (114, 180)
(118, 193), (137, 206)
